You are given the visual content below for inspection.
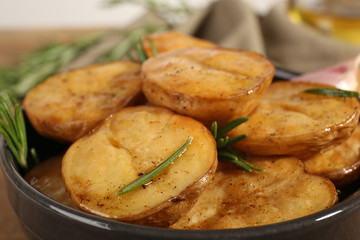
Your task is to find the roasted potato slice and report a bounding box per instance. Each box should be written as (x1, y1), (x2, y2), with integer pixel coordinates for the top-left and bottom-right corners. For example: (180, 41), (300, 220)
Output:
(142, 47), (275, 126)
(23, 61), (143, 142)
(170, 157), (338, 230)
(62, 106), (218, 227)
(229, 81), (360, 158)
(304, 125), (360, 187)
(142, 31), (216, 57)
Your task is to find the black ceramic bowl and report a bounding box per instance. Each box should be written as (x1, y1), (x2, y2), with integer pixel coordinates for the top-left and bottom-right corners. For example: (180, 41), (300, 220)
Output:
(2, 124), (360, 240)
(1, 70), (360, 240)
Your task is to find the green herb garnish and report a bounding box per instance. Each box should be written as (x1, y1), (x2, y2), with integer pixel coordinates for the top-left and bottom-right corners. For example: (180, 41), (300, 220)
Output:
(0, 91), (29, 169)
(134, 36), (158, 63)
(303, 88), (359, 98)
(98, 26), (159, 63)
(1, 36), (100, 100)
(118, 136), (193, 195)
(211, 118), (263, 172)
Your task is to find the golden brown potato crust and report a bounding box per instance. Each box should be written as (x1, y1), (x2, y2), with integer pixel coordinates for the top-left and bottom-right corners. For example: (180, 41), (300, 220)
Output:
(230, 81), (360, 158)
(304, 125), (360, 187)
(62, 106), (218, 227)
(170, 157), (338, 230)
(142, 47), (275, 126)
(23, 61), (143, 142)
(142, 31), (217, 57)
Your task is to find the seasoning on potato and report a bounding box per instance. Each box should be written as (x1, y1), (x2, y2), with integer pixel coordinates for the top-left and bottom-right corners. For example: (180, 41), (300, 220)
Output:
(62, 106), (218, 227)
(229, 81), (360, 158)
(142, 47), (275, 126)
(142, 31), (217, 58)
(170, 157), (338, 229)
(304, 124), (360, 187)
(23, 61), (143, 143)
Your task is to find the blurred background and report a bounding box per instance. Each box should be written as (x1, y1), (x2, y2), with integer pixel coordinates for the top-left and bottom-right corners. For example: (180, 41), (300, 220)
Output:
(0, 0), (283, 65)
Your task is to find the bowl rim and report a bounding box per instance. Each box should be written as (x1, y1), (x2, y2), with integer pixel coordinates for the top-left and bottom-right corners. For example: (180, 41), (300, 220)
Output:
(2, 137), (360, 239)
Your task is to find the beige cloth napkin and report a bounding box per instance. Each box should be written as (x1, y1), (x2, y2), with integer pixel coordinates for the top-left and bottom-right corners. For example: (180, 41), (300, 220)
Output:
(69, 0), (360, 74)
(179, 0), (360, 73)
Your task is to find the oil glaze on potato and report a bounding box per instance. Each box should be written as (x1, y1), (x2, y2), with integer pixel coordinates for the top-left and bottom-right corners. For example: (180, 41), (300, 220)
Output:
(170, 157), (337, 230)
(142, 47), (275, 126)
(23, 61), (143, 143)
(62, 106), (218, 227)
(142, 31), (217, 57)
(229, 81), (360, 158)
(304, 125), (360, 187)
(25, 155), (78, 209)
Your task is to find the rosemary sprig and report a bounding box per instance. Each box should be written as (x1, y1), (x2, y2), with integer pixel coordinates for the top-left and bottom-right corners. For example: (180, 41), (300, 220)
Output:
(211, 118), (262, 172)
(133, 36), (158, 63)
(146, 36), (158, 56)
(97, 26), (159, 63)
(1, 36), (100, 100)
(303, 88), (359, 98)
(0, 91), (28, 169)
(118, 136), (193, 195)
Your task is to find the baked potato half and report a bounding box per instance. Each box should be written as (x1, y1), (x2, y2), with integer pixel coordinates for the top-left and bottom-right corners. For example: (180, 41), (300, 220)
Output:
(171, 157), (338, 229)
(304, 124), (360, 187)
(229, 81), (360, 158)
(142, 31), (216, 57)
(142, 47), (275, 126)
(23, 61), (143, 142)
(62, 106), (218, 227)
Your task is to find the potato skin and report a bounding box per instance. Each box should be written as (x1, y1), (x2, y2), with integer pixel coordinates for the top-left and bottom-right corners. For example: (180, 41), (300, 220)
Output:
(23, 61), (143, 143)
(171, 157), (338, 229)
(142, 47), (275, 126)
(304, 125), (360, 187)
(142, 31), (217, 57)
(230, 81), (360, 158)
(62, 106), (217, 227)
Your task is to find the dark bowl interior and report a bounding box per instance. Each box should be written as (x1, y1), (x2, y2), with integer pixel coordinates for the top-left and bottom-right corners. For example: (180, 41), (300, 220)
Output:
(2, 71), (360, 240)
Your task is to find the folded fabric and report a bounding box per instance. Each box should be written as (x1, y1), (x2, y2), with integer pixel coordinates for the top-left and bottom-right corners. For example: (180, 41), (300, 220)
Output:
(179, 0), (360, 73)
(67, 0), (360, 74)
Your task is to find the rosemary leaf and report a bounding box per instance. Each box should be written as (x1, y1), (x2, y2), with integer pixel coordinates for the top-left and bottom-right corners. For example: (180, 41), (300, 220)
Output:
(0, 124), (20, 161)
(218, 151), (263, 172)
(0, 92), (28, 169)
(210, 121), (218, 140)
(211, 117), (262, 172)
(218, 151), (251, 172)
(217, 136), (229, 149)
(135, 42), (148, 63)
(303, 88), (359, 98)
(147, 36), (158, 56)
(217, 117), (249, 140)
(1, 36), (99, 100)
(98, 26), (158, 63)
(226, 134), (248, 147)
(118, 136), (193, 195)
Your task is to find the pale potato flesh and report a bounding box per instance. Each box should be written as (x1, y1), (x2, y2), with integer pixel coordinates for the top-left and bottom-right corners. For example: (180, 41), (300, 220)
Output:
(304, 124), (360, 187)
(170, 157), (338, 230)
(142, 47), (275, 126)
(230, 81), (360, 158)
(23, 61), (143, 142)
(62, 106), (217, 227)
(142, 31), (217, 58)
